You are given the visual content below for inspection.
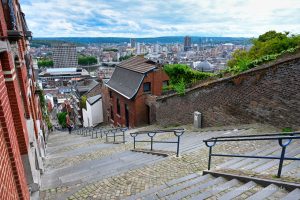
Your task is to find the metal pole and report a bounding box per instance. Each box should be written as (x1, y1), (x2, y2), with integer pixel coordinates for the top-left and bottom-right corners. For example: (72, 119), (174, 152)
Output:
(176, 135), (181, 157)
(208, 146), (212, 170)
(150, 136), (153, 151)
(133, 137), (136, 149)
(277, 146), (286, 178)
(113, 132), (116, 143)
(123, 131), (125, 143)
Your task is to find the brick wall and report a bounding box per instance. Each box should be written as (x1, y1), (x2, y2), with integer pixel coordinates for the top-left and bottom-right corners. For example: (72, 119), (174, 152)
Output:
(156, 53), (300, 130)
(107, 66), (169, 127)
(0, 62), (29, 200)
(0, 126), (19, 200)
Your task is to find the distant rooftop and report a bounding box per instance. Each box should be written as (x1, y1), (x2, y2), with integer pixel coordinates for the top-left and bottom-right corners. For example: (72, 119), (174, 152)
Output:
(46, 68), (78, 73)
(117, 56), (156, 74)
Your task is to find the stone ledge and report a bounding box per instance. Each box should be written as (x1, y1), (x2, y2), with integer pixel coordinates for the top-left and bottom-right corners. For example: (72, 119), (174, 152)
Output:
(131, 148), (173, 157)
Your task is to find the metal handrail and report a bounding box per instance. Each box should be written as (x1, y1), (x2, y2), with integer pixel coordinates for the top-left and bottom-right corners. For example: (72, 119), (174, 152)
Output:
(203, 132), (300, 178)
(205, 132), (300, 141)
(130, 128), (185, 157)
(105, 128), (128, 144)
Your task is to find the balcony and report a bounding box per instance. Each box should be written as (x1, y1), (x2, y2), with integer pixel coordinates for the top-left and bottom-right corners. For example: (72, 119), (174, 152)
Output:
(7, 30), (22, 40)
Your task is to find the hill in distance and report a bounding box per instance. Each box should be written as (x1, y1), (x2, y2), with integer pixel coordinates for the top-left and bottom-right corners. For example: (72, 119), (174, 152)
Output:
(31, 36), (250, 47)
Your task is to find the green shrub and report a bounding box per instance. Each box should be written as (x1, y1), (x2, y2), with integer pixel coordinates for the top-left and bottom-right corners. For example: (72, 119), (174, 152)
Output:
(80, 96), (87, 109)
(173, 78), (186, 96)
(282, 127), (293, 133)
(57, 112), (67, 128)
(164, 64), (213, 85)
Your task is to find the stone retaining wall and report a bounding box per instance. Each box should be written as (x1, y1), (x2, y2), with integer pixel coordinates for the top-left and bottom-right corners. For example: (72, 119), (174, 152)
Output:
(156, 53), (300, 129)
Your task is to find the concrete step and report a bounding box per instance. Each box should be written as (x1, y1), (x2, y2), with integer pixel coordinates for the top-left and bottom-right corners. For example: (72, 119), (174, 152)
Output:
(154, 174), (212, 198)
(189, 178), (240, 200)
(218, 181), (257, 200)
(166, 177), (227, 200)
(124, 173), (201, 200)
(252, 147), (300, 173)
(246, 184), (279, 200)
(281, 188), (300, 200)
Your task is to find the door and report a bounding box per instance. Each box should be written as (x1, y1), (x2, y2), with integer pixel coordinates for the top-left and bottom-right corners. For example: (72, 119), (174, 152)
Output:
(125, 104), (129, 128)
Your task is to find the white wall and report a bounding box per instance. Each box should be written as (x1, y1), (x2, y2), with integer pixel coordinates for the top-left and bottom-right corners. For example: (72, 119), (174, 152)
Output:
(82, 108), (89, 127)
(83, 98), (103, 127)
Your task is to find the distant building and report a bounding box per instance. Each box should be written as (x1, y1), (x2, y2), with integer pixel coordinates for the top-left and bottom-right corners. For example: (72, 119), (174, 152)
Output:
(136, 42), (141, 55)
(39, 68), (90, 88)
(194, 60), (214, 72)
(53, 43), (78, 68)
(184, 36), (192, 51)
(105, 56), (169, 127)
(130, 38), (136, 48)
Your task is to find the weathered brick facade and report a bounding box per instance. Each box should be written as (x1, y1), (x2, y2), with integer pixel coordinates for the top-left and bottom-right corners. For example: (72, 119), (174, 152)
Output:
(0, 1), (45, 199)
(156, 53), (300, 130)
(105, 59), (169, 128)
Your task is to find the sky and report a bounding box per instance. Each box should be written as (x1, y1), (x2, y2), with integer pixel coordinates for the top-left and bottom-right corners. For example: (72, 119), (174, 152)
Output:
(20, 0), (300, 38)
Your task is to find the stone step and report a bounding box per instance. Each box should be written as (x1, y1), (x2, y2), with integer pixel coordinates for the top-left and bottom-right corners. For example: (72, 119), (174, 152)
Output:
(189, 178), (241, 200)
(217, 147), (274, 168)
(252, 147), (300, 173)
(154, 174), (212, 198)
(246, 184), (279, 200)
(228, 145), (279, 169)
(125, 173), (201, 200)
(166, 177), (226, 200)
(281, 188), (300, 200)
(218, 181), (257, 200)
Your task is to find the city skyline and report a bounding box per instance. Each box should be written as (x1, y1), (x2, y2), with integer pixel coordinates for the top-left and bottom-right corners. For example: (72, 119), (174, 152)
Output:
(21, 0), (300, 38)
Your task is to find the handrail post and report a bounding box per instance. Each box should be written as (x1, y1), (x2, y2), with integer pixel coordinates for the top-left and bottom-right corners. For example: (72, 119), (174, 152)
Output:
(150, 136), (153, 151)
(208, 146), (212, 170)
(277, 145), (286, 178)
(122, 130), (125, 144)
(133, 136), (136, 149)
(176, 134), (180, 157)
(113, 131), (116, 143)
(105, 131), (108, 142)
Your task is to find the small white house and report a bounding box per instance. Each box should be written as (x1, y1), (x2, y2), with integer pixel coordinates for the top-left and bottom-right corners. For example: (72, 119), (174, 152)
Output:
(82, 94), (103, 127)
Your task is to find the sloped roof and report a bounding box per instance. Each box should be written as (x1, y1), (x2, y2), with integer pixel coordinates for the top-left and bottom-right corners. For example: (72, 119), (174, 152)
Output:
(84, 82), (102, 98)
(117, 56), (157, 73)
(106, 67), (144, 99)
(87, 94), (102, 105)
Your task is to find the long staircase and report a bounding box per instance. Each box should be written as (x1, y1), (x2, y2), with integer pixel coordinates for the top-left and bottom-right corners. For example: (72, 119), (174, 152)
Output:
(126, 130), (300, 200)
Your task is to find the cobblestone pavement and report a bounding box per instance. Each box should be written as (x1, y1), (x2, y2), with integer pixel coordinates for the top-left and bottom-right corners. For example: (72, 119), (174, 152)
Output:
(39, 124), (294, 200)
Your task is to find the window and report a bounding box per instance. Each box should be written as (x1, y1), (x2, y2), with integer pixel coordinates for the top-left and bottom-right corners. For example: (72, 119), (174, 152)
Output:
(109, 90), (112, 98)
(163, 80), (169, 87)
(143, 82), (151, 92)
(117, 98), (121, 115)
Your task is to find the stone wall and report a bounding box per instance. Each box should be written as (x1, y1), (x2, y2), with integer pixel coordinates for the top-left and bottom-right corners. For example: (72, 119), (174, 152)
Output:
(156, 53), (300, 129)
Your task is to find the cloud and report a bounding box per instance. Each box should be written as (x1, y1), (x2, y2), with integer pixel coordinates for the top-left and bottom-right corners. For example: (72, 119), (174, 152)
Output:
(20, 0), (300, 37)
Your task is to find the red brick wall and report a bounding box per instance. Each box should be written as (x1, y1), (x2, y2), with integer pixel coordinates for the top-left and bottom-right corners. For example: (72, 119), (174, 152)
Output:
(109, 67), (169, 127)
(0, 126), (19, 200)
(0, 62), (29, 200)
(1, 52), (29, 155)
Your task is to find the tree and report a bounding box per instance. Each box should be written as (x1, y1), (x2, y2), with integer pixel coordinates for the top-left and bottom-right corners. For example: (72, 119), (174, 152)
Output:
(38, 59), (53, 68)
(78, 56), (97, 66)
(227, 30), (300, 74)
